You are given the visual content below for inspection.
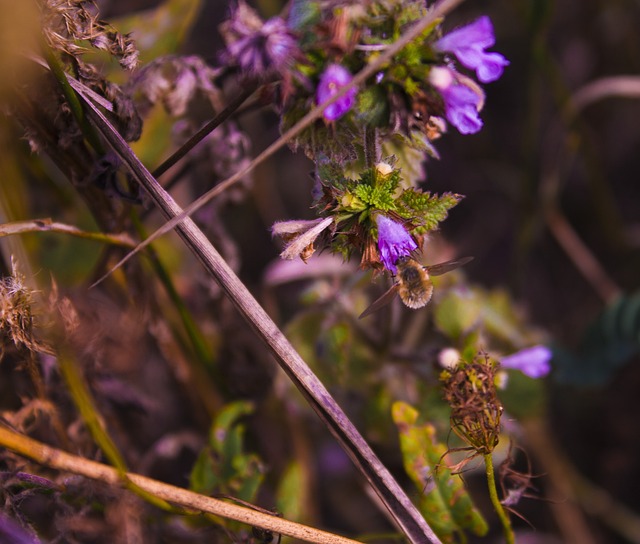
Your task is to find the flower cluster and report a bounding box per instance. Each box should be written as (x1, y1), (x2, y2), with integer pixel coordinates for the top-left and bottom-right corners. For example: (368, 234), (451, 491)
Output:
(431, 16), (508, 134)
(256, 4), (507, 272)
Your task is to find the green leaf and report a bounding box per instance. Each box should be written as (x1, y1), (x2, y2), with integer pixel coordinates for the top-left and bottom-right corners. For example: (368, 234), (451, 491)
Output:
(190, 401), (264, 501)
(397, 190), (462, 234)
(189, 449), (220, 494)
(392, 401), (488, 541)
(210, 401), (255, 452)
(277, 461), (308, 523)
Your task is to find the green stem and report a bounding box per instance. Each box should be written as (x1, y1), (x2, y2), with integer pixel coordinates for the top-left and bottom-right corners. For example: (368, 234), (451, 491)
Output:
(363, 126), (379, 168)
(484, 453), (514, 544)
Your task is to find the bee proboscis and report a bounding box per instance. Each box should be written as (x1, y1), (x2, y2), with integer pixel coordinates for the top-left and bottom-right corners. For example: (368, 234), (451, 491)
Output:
(359, 256), (473, 319)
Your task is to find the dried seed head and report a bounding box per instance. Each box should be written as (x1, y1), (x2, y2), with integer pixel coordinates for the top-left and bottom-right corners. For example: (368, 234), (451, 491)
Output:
(441, 353), (503, 454)
(40, 0), (138, 70)
(0, 261), (47, 359)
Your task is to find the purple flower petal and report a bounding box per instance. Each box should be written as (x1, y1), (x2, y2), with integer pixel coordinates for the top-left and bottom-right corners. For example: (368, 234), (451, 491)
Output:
(501, 345), (552, 379)
(443, 84), (483, 134)
(376, 215), (418, 273)
(317, 64), (357, 121)
(435, 16), (509, 83)
(430, 67), (483, 134)
(222, 3), (299, 78)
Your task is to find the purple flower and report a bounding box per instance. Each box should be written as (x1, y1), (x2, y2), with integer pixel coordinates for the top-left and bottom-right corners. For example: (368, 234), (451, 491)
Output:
(222, 2), (299, 78)
(435, 16), (509, 83)
(501, 345), (552, 379)
(430, 67), (483, 134)
(317, 64), (357, 121)
(376, 215), (418, 273)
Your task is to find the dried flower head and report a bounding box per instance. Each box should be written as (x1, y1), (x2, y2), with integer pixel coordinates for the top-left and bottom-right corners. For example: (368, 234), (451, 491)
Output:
(272, 217), (334, 262)
(40, 0), (138, 70)
(441, 354), (503, 454)
(0, 262), (47, 359)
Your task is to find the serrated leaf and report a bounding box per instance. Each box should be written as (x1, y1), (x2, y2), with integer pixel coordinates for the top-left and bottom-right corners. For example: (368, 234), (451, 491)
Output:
(353, 180), (396, 210)
(397, 190), (462, 234)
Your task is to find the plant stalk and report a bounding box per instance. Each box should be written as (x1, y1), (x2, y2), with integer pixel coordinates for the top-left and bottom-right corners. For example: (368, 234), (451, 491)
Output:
(483, 453), (514, 544)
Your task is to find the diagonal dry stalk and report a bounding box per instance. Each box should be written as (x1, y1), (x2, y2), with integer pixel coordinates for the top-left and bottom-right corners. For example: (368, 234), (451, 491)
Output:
(0, 426), (361, 544)
(0, 218), (136, 247)
(76, 84), (443, 544)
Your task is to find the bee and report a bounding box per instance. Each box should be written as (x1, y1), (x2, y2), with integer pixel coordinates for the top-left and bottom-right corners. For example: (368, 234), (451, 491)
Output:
(359, 256), (473, 319)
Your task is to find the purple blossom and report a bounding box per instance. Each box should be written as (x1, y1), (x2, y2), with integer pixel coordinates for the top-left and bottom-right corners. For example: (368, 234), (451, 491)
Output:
(435, 16), (509, 83)
(376, 215), (418, 273)
(501, 345), (552, 379)
(222, 2), (299, 78)
(317, 64), (357, 121)
(430, 67), (483, 134)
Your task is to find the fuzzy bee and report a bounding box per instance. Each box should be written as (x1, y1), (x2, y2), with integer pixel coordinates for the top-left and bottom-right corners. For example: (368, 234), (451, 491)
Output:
(359, 256), (473, 318)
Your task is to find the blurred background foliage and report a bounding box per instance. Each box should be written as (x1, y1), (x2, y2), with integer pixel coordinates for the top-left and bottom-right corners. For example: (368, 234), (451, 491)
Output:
(1, 0), (640, 542)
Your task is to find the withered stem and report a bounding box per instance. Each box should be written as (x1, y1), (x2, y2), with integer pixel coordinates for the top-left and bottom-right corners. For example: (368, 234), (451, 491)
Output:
(0, 426), (360, 544)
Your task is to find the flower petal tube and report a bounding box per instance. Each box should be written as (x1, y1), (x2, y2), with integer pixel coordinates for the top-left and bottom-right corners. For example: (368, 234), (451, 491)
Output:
(376, 215), (418, 273)
(430, 67), (483, 135)
(501, 345), (552, 379)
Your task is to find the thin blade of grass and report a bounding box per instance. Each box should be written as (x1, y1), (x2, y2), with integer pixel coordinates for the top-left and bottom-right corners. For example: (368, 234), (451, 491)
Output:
(0, 218), (135, 247)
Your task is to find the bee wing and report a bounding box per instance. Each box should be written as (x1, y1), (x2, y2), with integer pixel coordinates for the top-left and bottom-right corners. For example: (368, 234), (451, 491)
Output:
(426, 256), (474, 276)
(358, 283), (400, 319)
